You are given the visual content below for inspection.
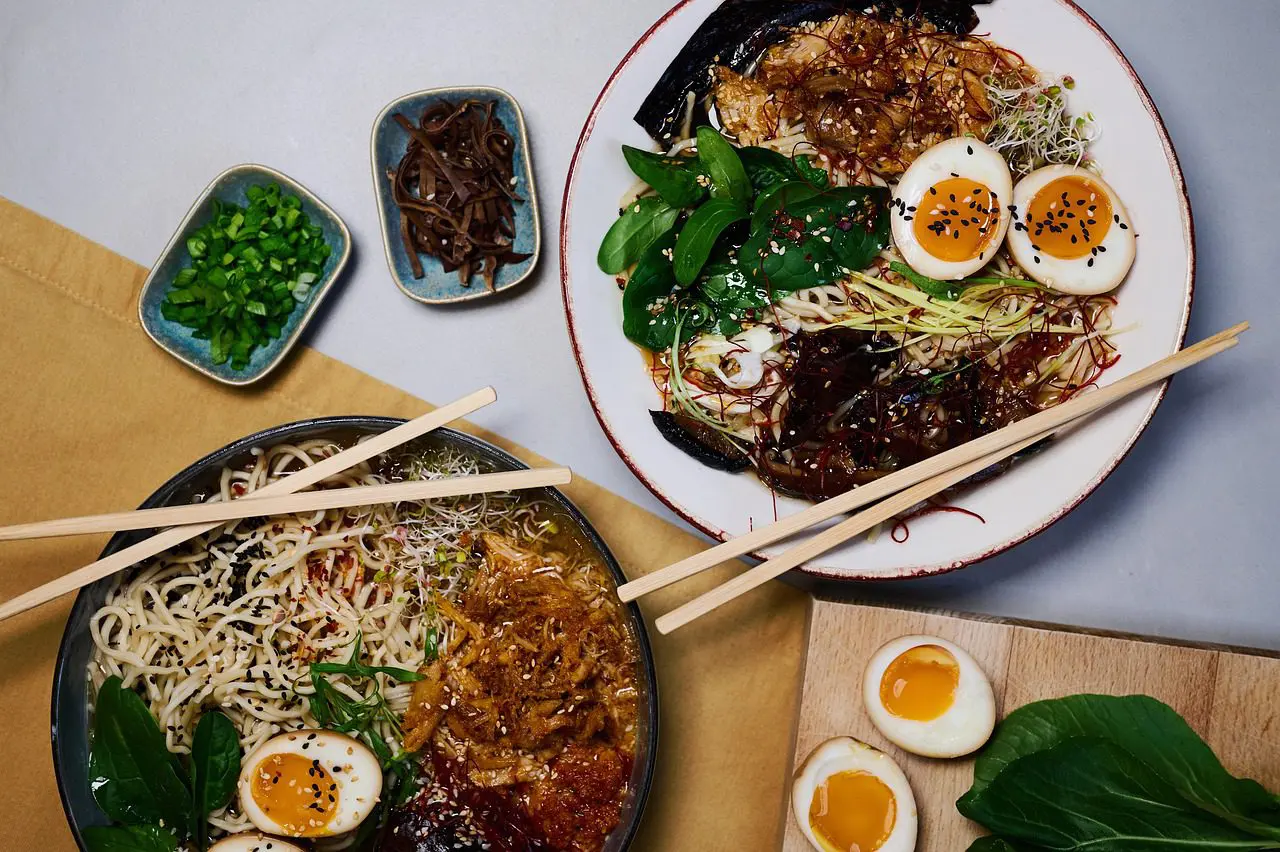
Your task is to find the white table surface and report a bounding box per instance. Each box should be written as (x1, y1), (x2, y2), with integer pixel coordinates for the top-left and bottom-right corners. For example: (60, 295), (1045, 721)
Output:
(3, 0), (1278, 650)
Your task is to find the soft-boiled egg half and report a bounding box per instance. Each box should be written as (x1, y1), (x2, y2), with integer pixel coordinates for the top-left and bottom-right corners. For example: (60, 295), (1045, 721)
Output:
(1006, 164), (1136, 294)
(863, 635), (995, 758)
(237, 729), (383, 838)
(792, 737), (917, 852)
(890, 138), (1013, 280)
(209, 834), (307, 852)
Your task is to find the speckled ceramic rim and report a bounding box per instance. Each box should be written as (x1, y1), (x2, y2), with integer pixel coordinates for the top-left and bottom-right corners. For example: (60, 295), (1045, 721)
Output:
(50, 418), (658, 852)
(369, 86), (543, 305)
(137, 163), (353, 387)
(559, 0), (1196, 581)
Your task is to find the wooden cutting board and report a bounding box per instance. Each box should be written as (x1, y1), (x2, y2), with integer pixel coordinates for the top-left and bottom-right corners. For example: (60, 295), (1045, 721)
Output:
(781, 599), (1280, 851)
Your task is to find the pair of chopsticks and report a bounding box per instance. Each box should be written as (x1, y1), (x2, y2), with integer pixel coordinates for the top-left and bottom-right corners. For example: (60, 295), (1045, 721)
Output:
(619, 322), (1248, 635)
(0, 387), (569, 623)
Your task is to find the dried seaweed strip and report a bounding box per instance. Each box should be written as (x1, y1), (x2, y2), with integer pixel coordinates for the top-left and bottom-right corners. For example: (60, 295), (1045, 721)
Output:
(387, 99), (532, 290)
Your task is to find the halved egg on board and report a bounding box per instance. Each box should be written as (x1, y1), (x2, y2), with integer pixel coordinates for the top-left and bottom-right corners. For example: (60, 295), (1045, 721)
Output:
(1005, 164), (1136, 294)
(209, 834), (307, 852)
(890, 138), (1013, 281)
(237, 729), (383, 838)
(792, 737), (917, 852)
(863, 635), (996, 758)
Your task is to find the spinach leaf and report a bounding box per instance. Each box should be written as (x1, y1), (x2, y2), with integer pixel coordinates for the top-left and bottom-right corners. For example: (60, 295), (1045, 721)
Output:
(966, 838), (1029, 852)
(965, 694), (1280, 839)
(622, 227), (681, 350)
(673, 198), (748, 285)
(597, 197), (680, 274)
(82, 825), (178, 852)
(751, 180), (821, 228)
(740, 185), (889, 293)
(622, 146), (707, 208)
(190, 712), (240, 849)
(795, 154), (830, 188)
(891, 261), (965, 300)
(737, 146), (802, 193)
(960, 738), (1279, 851)
(699, 261), (771, 312)
(696, 126), (750, 207)
(786, 186), (890, 272)
(89, 678), (193, 838)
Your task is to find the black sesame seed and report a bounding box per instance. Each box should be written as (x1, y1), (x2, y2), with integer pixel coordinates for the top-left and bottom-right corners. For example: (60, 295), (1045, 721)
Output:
(966, 145), (974, 155)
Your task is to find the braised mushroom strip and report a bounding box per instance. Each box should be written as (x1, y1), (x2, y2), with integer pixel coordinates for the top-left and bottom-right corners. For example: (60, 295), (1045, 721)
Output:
(388, 99), (531, 289)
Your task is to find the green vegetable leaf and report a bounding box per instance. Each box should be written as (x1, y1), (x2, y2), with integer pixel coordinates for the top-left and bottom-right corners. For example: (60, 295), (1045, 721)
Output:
(699, 260), (771, 312)
(82, 825), (179, 852)
(190, 712), (240, 849)
(696, 126), (750, 206)
(89, 678), (193, 838)
(966, 838), (1031, 852)
(891, 261), (965, 300)
(737, 147), (803, 193)
(597, 196), (680, 274)
(750, 180), (822, 229)
(965, 694), (1280, 840)
(622, 226), (681, 350)
(622, 146), (707, 208)
(960, 738), (1280, 851)
(739, 185), (889, 294)
(795, 154), (830, 188)
(673, 198), (748, 286)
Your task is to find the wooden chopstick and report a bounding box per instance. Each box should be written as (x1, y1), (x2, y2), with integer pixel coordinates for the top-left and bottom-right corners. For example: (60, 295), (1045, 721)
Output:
(0, 387), (497, 623)
(0, 468), (571, 542)
(620, 321), (1245, 609)
(653, 327), (1245, 632)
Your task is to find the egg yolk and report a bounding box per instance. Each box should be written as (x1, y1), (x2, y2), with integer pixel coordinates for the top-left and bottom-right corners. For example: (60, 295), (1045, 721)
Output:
(809, 769), (897, 852)
(879, 644), (960, 721)
(913, 177), (1001, 263)
(250, 752), (338, 836)
(1024, 175), (1113, 259)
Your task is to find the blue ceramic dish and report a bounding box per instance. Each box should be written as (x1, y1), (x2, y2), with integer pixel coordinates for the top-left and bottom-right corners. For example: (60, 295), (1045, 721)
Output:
(371, 87), (541, 304)
(138, 164), (352, 386)
(51, 419), (657, 852)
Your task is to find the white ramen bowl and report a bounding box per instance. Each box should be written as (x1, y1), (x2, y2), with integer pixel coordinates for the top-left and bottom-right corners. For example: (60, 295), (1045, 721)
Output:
(560, 0), (1194, 580)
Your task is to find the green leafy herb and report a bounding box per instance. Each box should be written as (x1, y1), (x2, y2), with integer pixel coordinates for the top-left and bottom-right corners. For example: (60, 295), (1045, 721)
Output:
(890, 261), (966, 300)
(696, 126), (751, 206)
(750, 180), (822, 229)
(673, 198), (748, 286)
(622, 146), (707, 207)
(741, 185), (890, 293)
(160, 183), (331, 370)
(737, 146), (804, 193)
(794, 154), (830, 188)
(622, 226), (681, 350)
(81, 825), (179, 852)
(889, 262), (1038, 301)
(89, 677), (193, 838)
(306, 631), (425, 839)
(190, 712), (239, 850)
(596, 196), (680, 274)
(959, 694), (1280, 851)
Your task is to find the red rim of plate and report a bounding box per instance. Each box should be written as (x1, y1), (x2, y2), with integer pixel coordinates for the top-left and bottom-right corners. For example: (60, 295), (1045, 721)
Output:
(560, 0), (1196, 581)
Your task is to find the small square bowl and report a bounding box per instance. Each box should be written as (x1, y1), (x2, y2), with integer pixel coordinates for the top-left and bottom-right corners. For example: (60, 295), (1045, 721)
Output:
(371, 86), (541, 304)
(138, 163), (351, 386)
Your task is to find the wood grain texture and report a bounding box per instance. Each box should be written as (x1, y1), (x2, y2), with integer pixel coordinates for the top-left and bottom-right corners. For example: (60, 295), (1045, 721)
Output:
(782, 600), (1280, 851)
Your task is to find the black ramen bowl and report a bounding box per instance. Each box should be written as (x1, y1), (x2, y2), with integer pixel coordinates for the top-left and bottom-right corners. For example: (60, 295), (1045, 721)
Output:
(51, 417), (659, 851)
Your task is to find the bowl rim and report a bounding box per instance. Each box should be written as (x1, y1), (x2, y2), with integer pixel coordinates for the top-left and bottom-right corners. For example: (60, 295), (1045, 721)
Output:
(137, 162), (353, 387)
(369, 85), (543, 305)
(557, 0), (1196, 582)
(51, 416), (659, 852)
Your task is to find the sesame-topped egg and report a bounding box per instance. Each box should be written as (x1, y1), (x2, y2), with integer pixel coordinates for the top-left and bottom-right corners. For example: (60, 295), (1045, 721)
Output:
(890, 137), (1013, 280)
(208, 834), (308, 852)
(237, 730), (382, 838)
(863, 635), (996, 758)
(1006, 164), (1135, 294)
(792, 737), (917, 852)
